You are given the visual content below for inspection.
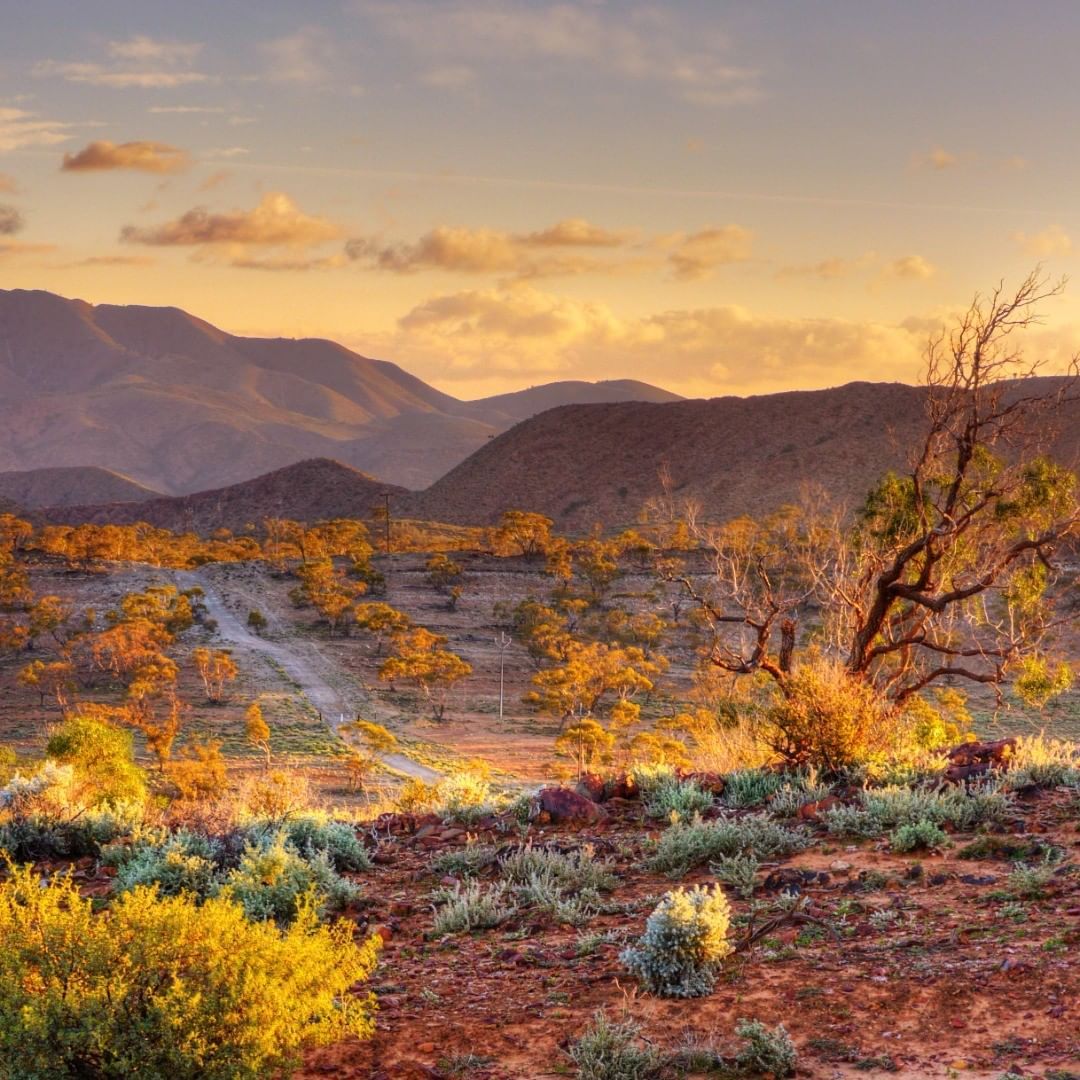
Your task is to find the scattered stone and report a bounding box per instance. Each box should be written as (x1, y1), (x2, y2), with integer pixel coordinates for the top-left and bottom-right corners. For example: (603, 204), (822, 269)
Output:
(529, 787), (609, 826)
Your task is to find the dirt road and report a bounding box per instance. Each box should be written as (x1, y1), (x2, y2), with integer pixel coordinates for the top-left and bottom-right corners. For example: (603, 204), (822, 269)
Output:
(176, 570), (442, 783)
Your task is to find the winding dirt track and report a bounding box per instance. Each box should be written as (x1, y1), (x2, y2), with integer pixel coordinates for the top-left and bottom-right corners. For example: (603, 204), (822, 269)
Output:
(176, 570), (441, 782)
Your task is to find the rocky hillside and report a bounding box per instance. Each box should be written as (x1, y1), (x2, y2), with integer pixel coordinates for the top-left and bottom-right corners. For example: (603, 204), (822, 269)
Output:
(43, 458), (407, 534)
(411, 379), (1080, 529)
(0, 467), (160, 509)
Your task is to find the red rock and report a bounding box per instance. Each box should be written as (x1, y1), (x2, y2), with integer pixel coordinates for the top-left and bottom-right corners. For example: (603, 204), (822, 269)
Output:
(798, 795), (840, 821)
(530, 787), (609, 826)
(370, 923), (394, 943)
(575, 772), (607, 803)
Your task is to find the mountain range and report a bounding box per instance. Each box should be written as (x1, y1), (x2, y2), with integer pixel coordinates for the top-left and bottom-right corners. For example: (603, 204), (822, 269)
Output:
(0, 289), (680, 494)
(5, 289), (1078, 534)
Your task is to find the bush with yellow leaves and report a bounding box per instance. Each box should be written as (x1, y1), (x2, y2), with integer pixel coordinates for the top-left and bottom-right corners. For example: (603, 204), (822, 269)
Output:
(0, 862), (379, 1079)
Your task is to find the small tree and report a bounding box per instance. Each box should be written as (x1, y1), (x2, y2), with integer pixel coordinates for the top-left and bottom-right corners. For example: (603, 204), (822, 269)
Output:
(554, 716), (615, 776)
(193, 647), (239, 704)
(493, 510), (554, 560)
(339, 719), (397, 790)
(245, 700), (272, 770)
(379, 628), (472, 721)
(247, 609), (268, 636)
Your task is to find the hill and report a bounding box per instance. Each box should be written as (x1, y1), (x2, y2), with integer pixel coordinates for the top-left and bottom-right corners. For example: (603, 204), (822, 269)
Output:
(0, 289), (679, 495)
(412, 380), (1080, 529)
(0, 467), (160, 509)
(43, 458), (407, 534)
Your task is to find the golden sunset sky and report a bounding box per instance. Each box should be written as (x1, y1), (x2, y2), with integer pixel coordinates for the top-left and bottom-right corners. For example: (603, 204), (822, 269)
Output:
(2, 1), (1078, 398)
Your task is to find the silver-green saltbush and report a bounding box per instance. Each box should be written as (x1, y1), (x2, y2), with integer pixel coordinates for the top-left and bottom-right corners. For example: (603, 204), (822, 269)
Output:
(621, 884), (733, 998)
(734, 1018), (797, 1077)
(432, 880), (516, 935)
(648, 813), (809, 877)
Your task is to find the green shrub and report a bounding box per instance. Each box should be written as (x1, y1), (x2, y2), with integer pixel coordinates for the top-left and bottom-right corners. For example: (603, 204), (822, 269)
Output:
(223, 833), (361, 925)
(722, 769), (785, 808)
(0, 863), (379, 1079)
(1004, 734), (1080, 790)
(432, 881), (516, 935)
(621, 884), (733, 997)
(890, 820), (948, 853)
(430, 843), (499, 878)
(500, 843), (616, 893)
(734, 1018), (797, 1077)
(567, 1010), (663, 1080)
(112, 830), (222, 899)
(823, 782), (1013, 838)
(247, 815), (371, 872)
(648, 813), (809, 876)
(45, 714), (146, 806)
(709, 852), (760, 898)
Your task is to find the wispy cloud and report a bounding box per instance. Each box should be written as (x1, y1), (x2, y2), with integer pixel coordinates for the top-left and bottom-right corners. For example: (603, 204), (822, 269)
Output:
(35, 35), (211, 89)
(259, 26), (335, 84)
(0, 173), (18, 195)
(61, 140), (192, 174)
(356, 1), (760, 106)
(1013, 224), (1072, 258)
(0, 106), (72, 151)
(148, 105), (224, 115)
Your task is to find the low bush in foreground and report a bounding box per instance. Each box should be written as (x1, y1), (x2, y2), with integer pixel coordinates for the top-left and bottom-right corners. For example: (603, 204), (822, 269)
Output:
(568, 1011), (663, 1080)
(621, 884), (733, 998)
(648, 813), (809, 877)
(0, 863), (379, 1080)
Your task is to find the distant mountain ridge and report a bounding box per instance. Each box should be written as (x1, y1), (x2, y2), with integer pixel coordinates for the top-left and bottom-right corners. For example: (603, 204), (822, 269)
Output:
(0, 467), (160, 509)
(44, 377), (1080, 535)
(0, 288), (680, 495)
(41, 458), (407, 534)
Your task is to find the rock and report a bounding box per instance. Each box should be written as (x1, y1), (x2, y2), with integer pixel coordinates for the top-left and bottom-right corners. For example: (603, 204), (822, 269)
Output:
(575, 773), (608, 803)
(948, 737), (1016, 768)
(417, 1042), (436, 1054)
(798, 795), (840, 821)
(680, 770), (725, 795)
(530, 787), (609, 826)
(830, 859), (852, 873)
(607, 773), (639, 800)
(370, 923), (394, 943)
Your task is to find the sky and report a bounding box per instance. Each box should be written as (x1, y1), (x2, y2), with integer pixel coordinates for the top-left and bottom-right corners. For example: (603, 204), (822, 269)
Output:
(2, 0), (1079, 399)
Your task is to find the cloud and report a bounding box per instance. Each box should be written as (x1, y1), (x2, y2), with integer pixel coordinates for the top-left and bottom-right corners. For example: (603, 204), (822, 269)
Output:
(0, 107), (72, 151)
(61, 140), (192, 174)
(35, 36), (210, 89)
(0, 240), (56, 258)
(777, 256), (863, 281)
(420, 66), (476, 88)
(260, 27), (335, 84)
(148, 105), (224, 115)
(228, 252), (349, 271)
(0, 173), (17, 194)
(914, 146), (960, 171)
(1013, 224), (1071, 258)
(885, 254), (936, 280)
(108, 36), (202, 65)
(390, 282), (929, 393)
(662, 225), (754, 280)
(198, 169), (232, 192)
(62, 254), (157, 268)
(346, 217), (639, 278)
(121, 191), (342, 249)
(0, 205), (23, 235)
(357, 1), (760, 106)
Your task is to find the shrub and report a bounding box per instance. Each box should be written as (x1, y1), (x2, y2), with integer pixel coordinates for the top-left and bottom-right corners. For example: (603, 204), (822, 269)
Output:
(430, 843), (498, 878)
(823, 782), (1013, 839)
(45, 714), (146, 806)
(722, 769), (785, 808)
(112, 830), (222, 899)
(640, 773), (714, 821)
(890, 820), (948, 853)
(501, 843), (616, 924)
(648, 813), (809, 876)
(169, 739), (229, 801)
(567, 1011), (663, 1080)
(621, 884), (733, 998)
(224, 833), (361, 925)
(1004, 734), (1080, 790)
(248, 814), (371, 873)
(734, 1018), (797, 1077)
(761, 661), (903, 771)
(709, 852), (760, 898)
(432, 881), (516, 935)
(0, 863), (379, 1079)
(500, 843), (616, 893)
